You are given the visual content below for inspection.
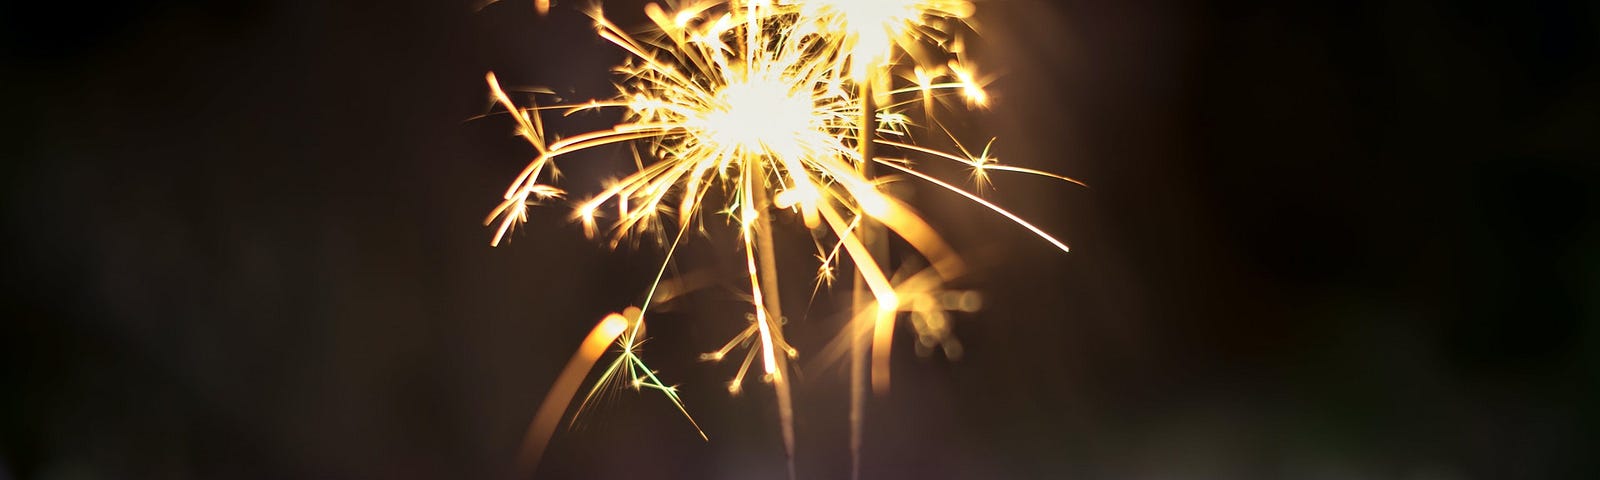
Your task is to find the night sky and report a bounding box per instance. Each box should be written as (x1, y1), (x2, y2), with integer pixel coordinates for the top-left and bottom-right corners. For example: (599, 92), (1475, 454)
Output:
(3, 0), (1597, 479)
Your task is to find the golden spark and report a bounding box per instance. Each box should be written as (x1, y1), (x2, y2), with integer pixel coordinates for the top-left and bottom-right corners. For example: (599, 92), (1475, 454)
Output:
(484, 0), (1082, 475)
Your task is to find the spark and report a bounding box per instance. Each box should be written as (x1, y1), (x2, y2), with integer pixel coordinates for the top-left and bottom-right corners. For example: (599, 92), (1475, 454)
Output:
(484, 0), (1083, 475)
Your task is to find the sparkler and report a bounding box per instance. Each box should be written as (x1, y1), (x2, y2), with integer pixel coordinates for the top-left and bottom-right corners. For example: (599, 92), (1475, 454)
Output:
(482, 0), (1080, 476)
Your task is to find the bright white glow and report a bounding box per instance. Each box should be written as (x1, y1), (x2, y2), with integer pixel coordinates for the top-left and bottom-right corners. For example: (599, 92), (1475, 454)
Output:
(698, 76), (814, 156)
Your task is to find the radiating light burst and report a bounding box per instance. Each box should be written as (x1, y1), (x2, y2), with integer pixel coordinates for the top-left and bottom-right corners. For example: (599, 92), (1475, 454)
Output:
(701, 73), (813, 154)
(485, 0), (1081, 475)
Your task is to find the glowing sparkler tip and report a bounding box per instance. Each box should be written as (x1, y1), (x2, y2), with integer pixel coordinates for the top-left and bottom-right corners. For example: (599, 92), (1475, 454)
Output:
(699, 74), (815, 156)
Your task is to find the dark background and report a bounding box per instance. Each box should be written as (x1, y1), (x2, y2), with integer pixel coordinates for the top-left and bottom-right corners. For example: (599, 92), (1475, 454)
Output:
(3, 0), (1597, 478)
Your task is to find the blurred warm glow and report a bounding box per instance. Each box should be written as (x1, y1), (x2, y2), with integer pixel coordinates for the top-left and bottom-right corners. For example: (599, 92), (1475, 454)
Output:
(797, 0), (975, 76)
(516, 311), (632, 474)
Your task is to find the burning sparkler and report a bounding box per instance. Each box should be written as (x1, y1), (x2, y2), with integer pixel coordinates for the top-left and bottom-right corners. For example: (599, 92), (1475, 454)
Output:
(482, 0), (1080, 476)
